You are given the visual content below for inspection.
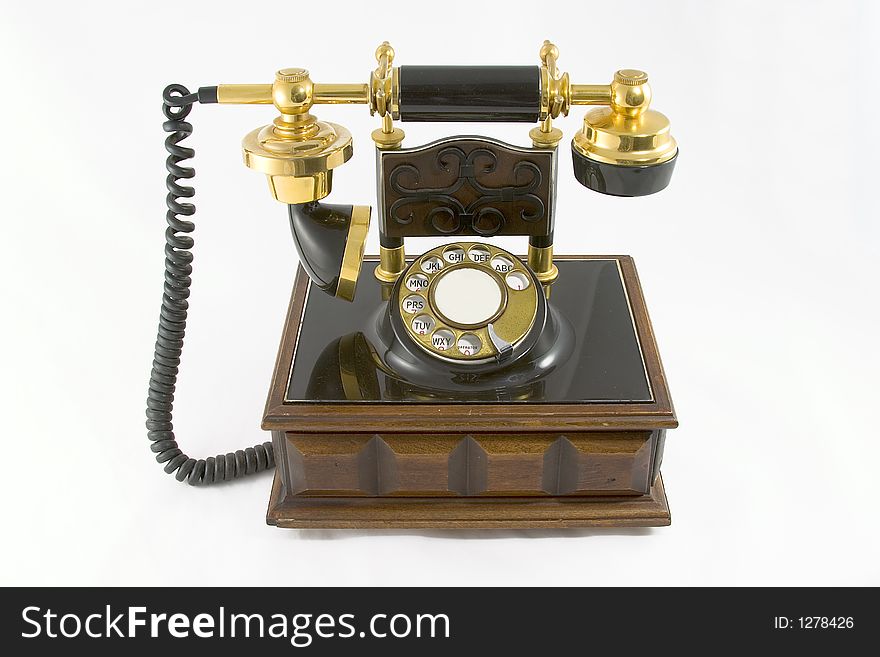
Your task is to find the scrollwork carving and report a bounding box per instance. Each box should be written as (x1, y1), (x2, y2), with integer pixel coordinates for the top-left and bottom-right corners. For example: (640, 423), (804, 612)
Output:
(381, 137), (553, 239)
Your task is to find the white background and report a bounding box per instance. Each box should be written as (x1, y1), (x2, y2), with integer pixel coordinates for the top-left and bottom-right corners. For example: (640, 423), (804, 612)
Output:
(1, 0), (878, 586)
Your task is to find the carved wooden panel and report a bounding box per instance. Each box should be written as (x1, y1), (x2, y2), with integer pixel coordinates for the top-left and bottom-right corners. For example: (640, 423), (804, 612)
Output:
(378, 137), (555, 239)
(277, 431), (659, 498)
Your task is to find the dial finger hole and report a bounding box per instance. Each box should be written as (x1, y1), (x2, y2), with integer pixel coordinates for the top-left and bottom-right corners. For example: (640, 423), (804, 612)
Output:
(431, 329), (455, 351)
(421, 256), (443, 274)
(443, 247), (466, 264)
(406, 273), (430, 292)
(506, 271), (531, 290)
(457, 333), (482, 356)
(402, 294), (426, 314)
(411, 314), (435, 335)
(490, 256), (515, 274)
(468, 246), (491, 264)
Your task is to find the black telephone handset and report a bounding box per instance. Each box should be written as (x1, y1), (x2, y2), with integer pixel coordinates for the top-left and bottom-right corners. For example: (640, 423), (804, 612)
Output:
(146, 41), (677, 485)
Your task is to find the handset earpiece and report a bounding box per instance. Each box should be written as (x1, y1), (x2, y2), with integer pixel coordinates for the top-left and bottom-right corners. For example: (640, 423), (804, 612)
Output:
(572, 69), (677, 197)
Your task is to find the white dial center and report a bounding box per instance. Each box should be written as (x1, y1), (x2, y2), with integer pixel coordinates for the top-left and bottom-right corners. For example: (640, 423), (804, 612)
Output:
(432, 267), (502, 326)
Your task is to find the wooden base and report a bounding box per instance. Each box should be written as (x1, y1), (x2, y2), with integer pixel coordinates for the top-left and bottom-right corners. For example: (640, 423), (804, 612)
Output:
(266, 473), (670, 529)
(264, 257), (677, 530)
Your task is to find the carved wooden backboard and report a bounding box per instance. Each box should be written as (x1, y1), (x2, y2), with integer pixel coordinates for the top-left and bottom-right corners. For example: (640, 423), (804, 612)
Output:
(378, 136), (556, 240)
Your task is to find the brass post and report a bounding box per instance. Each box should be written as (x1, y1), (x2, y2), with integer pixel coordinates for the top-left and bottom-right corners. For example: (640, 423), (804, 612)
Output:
(375, 245), (407, 284)
(527, 244), (559, 286)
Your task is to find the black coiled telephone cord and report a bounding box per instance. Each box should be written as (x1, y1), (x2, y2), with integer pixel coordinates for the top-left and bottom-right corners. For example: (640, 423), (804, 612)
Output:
(145, 84), (274, 485)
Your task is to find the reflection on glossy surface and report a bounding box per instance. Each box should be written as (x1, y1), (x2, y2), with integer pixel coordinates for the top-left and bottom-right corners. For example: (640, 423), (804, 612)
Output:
(572, 146), (677, 197)
(286, 260), (652, 403)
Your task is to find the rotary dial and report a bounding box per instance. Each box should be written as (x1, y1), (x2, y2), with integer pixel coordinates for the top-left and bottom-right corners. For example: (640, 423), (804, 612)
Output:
(396, 242), (540, 363)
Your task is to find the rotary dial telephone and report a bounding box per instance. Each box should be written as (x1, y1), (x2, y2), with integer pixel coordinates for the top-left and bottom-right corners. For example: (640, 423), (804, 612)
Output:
(146, 41), (677, 487)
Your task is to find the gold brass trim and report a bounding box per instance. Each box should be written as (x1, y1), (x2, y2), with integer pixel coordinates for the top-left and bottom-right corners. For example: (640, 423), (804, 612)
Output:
(313, 83), (370, 104)
(390, 66), (400, 119)
(375, 245), (406, 283)
(266, 171), (331, 205)
(336, 205), (371, 302)
(572, 107), (677, 166)
(370, 41), (395, 116)
(276, 68), (309, 83)
(570, 84), (612, 106)
(338, 334), (364, 400)
(609, 68), (652, 118)
(217, 84), (273, 104)
(530, 121), (563, 148)
(242, 120), (353, 203)
(218, 82), (370, 107)
(228, 67), (371, 202)
(538, 40), (570, 121)
(370, 42), (404, 147)
(371, 126), (405, 150)
(271, 68), (314, 117)
(614, 69), (649, 86)
(527, 244), (559, 284)
(572, 68), (676, 166)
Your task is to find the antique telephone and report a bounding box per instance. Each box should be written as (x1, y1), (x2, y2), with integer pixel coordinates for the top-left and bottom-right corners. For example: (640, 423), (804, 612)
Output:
(147, 42), (679, 527)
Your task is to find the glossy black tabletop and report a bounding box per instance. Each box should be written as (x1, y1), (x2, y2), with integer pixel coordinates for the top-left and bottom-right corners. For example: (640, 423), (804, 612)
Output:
(285, 259), (652, 404)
